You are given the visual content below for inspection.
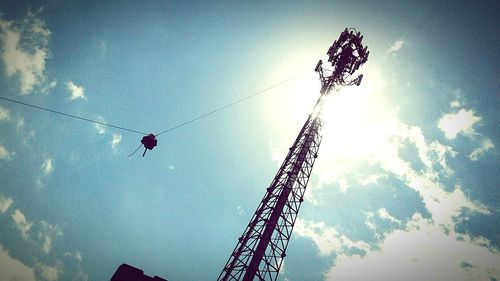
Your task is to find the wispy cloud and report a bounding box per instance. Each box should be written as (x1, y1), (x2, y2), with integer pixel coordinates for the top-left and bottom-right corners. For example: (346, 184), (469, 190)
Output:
(450, 100), (461, 108)
(15, 116), (24, 131)
(2, 205), (87, 280)
(38, 221), (63, 254)
(358, 174), (384, 186)
(12, 209), (32, 240)
(0, 105), (10, 120)
(295, 218), (370, 257)
(368, 123), (488, 226)
(451, 89), (463, 108)
(236, 206), (244, 215)
(66, 81), (86, 100)
(0, 194), (13, 213)
(36, 262), (59, 281)
(438, 108), (481, 139)
(74, 251), (82, 262)
(0, 143), (14, 161)
(440, 95), (493, 160)
(469, 138), (494, 161)
(269, 141), (286, 167)
(377, 208), (401, 225)
(41, 158), (53, 175)
(93, 116), (106, 135)
(0, 9), (54, 95)
(64, 250), (83, 262)
(110, 133), (122, 152)
(337, 178), (349, 193)
(386, 38), (405, 56)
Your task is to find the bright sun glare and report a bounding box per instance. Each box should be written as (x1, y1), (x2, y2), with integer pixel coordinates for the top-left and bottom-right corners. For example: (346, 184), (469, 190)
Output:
(322, 65), (392, 159)
(266, 64), (398, 184)
(305, 65), (392, 152)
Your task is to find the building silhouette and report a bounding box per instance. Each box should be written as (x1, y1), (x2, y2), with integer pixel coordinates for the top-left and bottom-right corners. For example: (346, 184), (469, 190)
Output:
(111, 264), (167, 281)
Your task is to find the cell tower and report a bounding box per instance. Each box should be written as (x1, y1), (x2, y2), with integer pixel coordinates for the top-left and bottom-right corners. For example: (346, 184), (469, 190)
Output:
(218, 28), (369, 281)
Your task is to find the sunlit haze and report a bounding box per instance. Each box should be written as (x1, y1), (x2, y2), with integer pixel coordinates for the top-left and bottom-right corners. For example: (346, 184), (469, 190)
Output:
(0, 1), (498, 281)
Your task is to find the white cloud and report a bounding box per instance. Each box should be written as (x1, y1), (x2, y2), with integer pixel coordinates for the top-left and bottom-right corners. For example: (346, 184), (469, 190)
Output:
(451, 89), (463, 108)
(42, 237), (52, 255)
(36, 262), (59, 281)
(295, 218), (370, 257)
(450, 100), (461, 108)
(6, 206), (64, 255)
(12, 209), (32, 239)
(437, 108), (481, 139)
(325, 214), (500, 281)
(41, 158), (53, 175)
(0, 143), (14, 160)
(236, 206), (244, 215)
(40, 80), (57, 93)
(317, 118), (494, 278)
(358, 174), (384, 186)
(267, 65), (496, 280)
(66, 80), (86, 100)
(292, 88), (495, 280)
(39, 221), (63, 254)
(347, 89), (477, 220)
(94, 116), (106, 135)
(2, 207), (85, 280)
(377, 208), (401, 225)
(364, 211), (377, 231)
(338, 178), (349, 193)
(94, 124), (105, 134)
(363, 209), (401, 240)
(64, 251), (83, 262)
(371, 130), (488, 228)
(269, 141), (286, 167)
(469, 138), (494, 161)
(168, 164), (175, 170)
(0, 245), (36, 281)
(110, 133), (122, 152)
(386, 38), (405, 56)
(0, 10), (54, 95)
(0, 194), (13, 213)
(428, 140), (457, 176)
(16, 116), (25, 131)
(0, 105), (10, 120)
(75, 251), (82, 262)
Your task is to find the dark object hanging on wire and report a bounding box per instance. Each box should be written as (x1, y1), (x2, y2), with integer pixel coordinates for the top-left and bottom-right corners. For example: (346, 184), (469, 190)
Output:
(141, 134), (158, 157)
(1, 72), (305, 159)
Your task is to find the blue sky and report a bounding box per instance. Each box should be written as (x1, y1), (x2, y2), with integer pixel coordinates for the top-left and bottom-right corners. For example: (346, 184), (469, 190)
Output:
(0, 1), (499, 281)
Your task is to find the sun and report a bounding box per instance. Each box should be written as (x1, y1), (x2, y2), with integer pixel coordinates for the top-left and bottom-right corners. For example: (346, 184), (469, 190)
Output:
(270, 64), (396, 171)
(262, 53), (397, 177)
(321, 65), (394, 159)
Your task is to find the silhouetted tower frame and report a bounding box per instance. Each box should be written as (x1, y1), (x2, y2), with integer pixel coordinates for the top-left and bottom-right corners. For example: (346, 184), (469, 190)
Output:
(218, 28), (369, 281)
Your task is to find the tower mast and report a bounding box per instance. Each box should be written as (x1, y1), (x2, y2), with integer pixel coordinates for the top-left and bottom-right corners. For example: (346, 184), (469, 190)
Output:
(218, 28), (369, 281)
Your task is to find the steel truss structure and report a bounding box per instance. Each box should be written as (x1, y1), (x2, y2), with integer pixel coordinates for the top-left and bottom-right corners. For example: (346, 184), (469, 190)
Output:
(218, 28), (369, 281)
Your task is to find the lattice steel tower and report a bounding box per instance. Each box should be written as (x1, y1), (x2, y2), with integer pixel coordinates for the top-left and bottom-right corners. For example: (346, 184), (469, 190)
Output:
(218, 28), (369, 281)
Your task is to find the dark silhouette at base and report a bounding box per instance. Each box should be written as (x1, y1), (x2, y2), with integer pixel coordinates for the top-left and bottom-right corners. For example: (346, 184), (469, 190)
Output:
(141, 134), (158, 157)
(111, 264), (167, 281)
